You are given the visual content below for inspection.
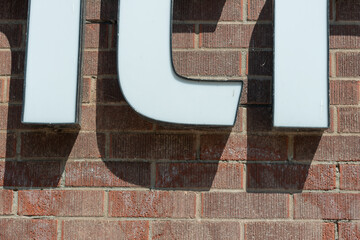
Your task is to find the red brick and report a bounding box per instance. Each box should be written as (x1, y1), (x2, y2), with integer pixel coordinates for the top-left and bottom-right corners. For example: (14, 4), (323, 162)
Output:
(240, 79), (272, 105)
(338, 222), (360, 240)
(96, 78), (124, 103)
(248, 0), (273, 21)
(246, 51), (273, 76)
(245, 222), (335, 240)
(340, 164), (360, 190)
(0, 219), (57, 240)
(62, 220), (149, 240)
(246, 106), (272, 131)
(86, 0), (117, 21)
(330, 25), (360, 49)
(173, 0), (242, 21)
(330, 80), (359, 105)
(109, 191), (196, 218)
(83, 50), (117, 76)
(247, 164), (336, 190)
(202, 192), (289, 219)
(201, 24), (272, 48)
(1, 161), (61, 187)
(172, 24), (195, 49)
(80, 105), (96, 131)
(0, 24), (23, 48)
(200, 134), (288, 161)
(65, 161), (150, 187)
(0, 78), (6, 102)
(152, 221), (241, 240)
(294, 136), (360, 161)
(97, 105), (153, 131)
(0, 51), (24, 75)
(294, 193), (360, 219)
(155, 162), (243, 189)
(0, 0), (28, 20)
(6, 78), (23, 103)
(336, 52), (360, 77)
(336, 0), (360, 21)
(0, 190), (12, 215)
(173, 51), (241, 77)
(338, 107), (360, 133)
(21, 132), (105, 159)
(84, 23), (109, 49)
(81, 77), (92, 103)
(0, 132), (16, 158)
(18, 190), (104, 217)
(110, 133), (196, 160)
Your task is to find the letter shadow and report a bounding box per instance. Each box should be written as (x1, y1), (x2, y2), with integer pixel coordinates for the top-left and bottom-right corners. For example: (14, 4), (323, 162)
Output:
(2, 0), (78, 189)
(96, 0), (232, 190)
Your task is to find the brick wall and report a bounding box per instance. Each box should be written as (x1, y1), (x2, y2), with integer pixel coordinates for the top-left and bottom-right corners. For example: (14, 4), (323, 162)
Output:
(0, 0), (359, 239)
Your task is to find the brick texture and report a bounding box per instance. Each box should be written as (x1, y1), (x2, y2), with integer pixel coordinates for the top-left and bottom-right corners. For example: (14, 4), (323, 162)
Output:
(338, 107), (360, 133)
(18, 190), (104, 217)
(109, 191), (196, 218)
(294, 193), (360, 219)
(340, 164), (360, 190)
(338, 222), (360, 240)
(152, 221), (241, 240)
(62, 220), (149, 240)
(0, 190), (12, 215)
(202, 192), (289, 219)
(245, 222), (335, 240)
(0, 219), (57, 240)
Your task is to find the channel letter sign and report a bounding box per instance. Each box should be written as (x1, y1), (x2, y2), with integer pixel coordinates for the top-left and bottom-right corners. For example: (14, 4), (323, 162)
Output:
(22, 0), (329, 128)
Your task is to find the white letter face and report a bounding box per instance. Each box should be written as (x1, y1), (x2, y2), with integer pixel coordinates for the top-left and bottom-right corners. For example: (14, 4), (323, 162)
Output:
(274, 0), (329, 128)
(23, 0), (83, 124)
(117, 0), (242, 126)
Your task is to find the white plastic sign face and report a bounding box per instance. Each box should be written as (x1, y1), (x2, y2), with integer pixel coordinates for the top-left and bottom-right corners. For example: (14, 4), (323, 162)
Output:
(23, 0), (82, 124)
(117, 0), (242, 126)
(274, 0), (329, 128)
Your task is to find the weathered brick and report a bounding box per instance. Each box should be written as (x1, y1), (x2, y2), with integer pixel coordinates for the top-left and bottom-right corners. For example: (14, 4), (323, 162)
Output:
(247, 51), (273, 76)
(0, 51), (25, 75)
(62, 220), (149, 240)
(86, 0), (118, 21)
(173, 0), (242, 21)
(0, 219), (57, 240)
(336, 0), (360, 21)
(338, 107), (360, 133)
(0, 190), (12, 215)
(173, 51), (241, 77)
(1, 161), (61, 187)
(202, 192), (289, 219)
(81, 77), (92, 103)
(294, 136), (360, 161)
(84, 23), (109, 49)
(330, 80), (359, 105)
(0, 24), (23, 48)
(246, 106), (272, 131)
(110, 133), (196, 160)
(96, 105), (153, 131)
(155, 162), (243, 189)
(340, 164), (360, 190)
(336, 52), (360, 77)
(247, 164), (336, 190)
(338, 222), (360, 240)
(21, 132), (105, 159)
(80, 105), (96, 131)
(201, 24), (272, 48)
(83, 50), (117, 76)
(330, 25), (360, 49)
(96, 78), (124, 103)
(294, 193), (360, 219)
(172, 24), (195, 49)
(200, 134), (288, 161)
(65, 161), (150, 187)
(18, 190), (104, 217)
(0, 0), (28, 20)
(0, 132), (16, 158)
(245, 222), (335, 240)
(109, 191), (196, 218)
(152, 221), (241, 240)
(248, 0), (273, 21)
(240, 79), (272, 105)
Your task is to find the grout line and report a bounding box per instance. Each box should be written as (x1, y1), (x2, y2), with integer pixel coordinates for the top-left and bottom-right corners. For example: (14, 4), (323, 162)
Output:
(289, 194), (294, 219)
(195, 193), (201, 220)
(104, 191), (109, 217)
(240, 222), (245, 240)
(57, 220), (62, 240)
(12, 190), (18, 216)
